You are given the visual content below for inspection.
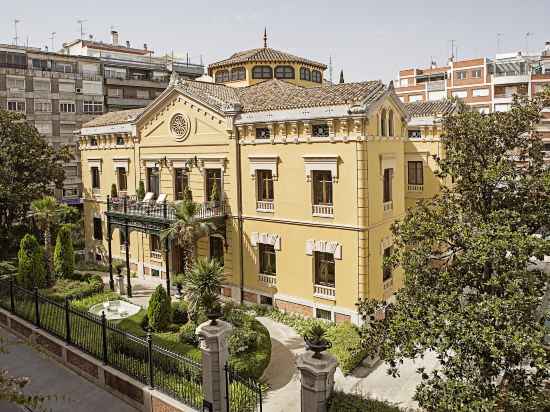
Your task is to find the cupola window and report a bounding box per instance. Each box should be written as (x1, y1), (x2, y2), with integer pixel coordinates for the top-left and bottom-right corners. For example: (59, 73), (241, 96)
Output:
(215, 69), (230, 83)
(300, 67), (311, 81)
(231, 67), (246, 81)
(252, 66), (273, 79)
(274, 65), (295, 79)
(311, 70), (322, 83)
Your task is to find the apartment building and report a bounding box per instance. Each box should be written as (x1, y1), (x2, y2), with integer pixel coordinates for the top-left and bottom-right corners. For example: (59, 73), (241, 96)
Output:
(63, 30), (204, 111)
(395, 41), (550, 115)
(78, 45), (409, 324)
(0, 44), (104, 204)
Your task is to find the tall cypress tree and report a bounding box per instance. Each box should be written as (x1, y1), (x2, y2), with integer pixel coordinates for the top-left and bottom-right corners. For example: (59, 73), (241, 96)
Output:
(53, 224), (74, 279)
(17, 234), (47, 289)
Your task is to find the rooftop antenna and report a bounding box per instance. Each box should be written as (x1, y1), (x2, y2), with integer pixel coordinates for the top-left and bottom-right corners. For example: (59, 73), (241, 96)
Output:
(449, 39), (456, 61)
(49, 32), (56, 51)
(329, 56), (333, 83)
(13, 19), (20, 46)
(77, 19), (87, 40)
(525, 32), (533, 55)
(263, 27), (267, 48)
(496, 33), (503, 53)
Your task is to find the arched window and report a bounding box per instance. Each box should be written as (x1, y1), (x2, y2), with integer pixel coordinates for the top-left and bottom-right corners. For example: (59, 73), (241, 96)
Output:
(214, 70), (229, 83)
(388, 109), (394, 136)
(311, 70), (322, 83)
(231, 67), (246, 81)
(380, 108), (387, 137)
(300, 67), (311, 81)
(274, 65), (295, 79)
(252, 66), (273, 79)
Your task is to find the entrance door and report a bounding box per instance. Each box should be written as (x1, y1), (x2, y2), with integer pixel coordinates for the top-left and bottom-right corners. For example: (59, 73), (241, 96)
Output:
(147, 167), (160, 198)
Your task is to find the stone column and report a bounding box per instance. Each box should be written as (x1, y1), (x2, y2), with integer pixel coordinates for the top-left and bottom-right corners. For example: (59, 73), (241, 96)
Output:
(196, 320), (233, 412)
(296, 351), (338, 412)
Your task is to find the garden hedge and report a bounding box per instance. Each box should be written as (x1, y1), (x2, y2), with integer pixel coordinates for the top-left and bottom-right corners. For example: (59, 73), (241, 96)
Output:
(328, 391), (402, 412)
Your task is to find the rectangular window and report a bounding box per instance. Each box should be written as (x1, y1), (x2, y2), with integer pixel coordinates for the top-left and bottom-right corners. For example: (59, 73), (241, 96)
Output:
(104, 67), (126, 79)
(174, 168), (189, 200)
(89, 137), (98, 146)
(54, 62), (73, 73)
(146, 167), (160, 198)
(314, 251), (335, 287)
(312, 171), (333, 205)
(209, 236), (225, 266)
(315, 308), (332, 321)
(408, 161), (423, 185)
(256, 170), (274, 202)
(93, 217), (103, 240)
(150, 234), (160, 252)
(471, 69), (482, 78)
(83, 101), (103, 114)
(33, 79), (51, 91)
(456, 70), (467, 80)
(400, 78), (409, 87)
(34, 101), (52, 113)
(32, 59), (50, 70)
(383, 246), (393, 281)
(107, 88), (122, 97)
(383, 168), (393, 202)
(34, 121), (52, 135)
(409, 94), (423, 102)
(259, 243), (276, 275)
(206, 169), (222, 202)
(117, 167), (127, 191)
(312, 124), (329, 137)
(60, 102), (76, 113)
(82, 80), (103, 95)
(255, 127), (270, 139)
(116, 136), (125, 145)
(473, 88), (489, 97)
(6, 77), (25, 90)
(452, 90), (467, 99)
(63, 187), (79, 197)
(58, 81), (75, 93)
(260, 295), (273, 306)
(408, 129), (421, 139)
(91, 166), (100, 189)
(428, 90), (446, 101)
(7, 100), (25, 112)
(136, 89), (149, 99)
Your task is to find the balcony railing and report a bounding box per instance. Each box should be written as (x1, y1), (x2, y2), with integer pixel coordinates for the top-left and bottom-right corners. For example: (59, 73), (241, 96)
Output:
(312, 204), (334, 217)
(258, 273), (277, 286)
(150, 250), (162, 260)
(313, 284), (336, 300)
(383, 201), (393, 212)
(107, 195), (226, 221)
(256, 200), (274, 212)
(0, 66), (103, 81)
(407, 184), (424, 192)
(426, 80), (446, 92)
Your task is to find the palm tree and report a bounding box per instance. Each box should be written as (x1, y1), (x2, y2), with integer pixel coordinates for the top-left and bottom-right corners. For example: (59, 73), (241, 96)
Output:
(183, 257), (225, 322)
(160, 200), (216, 273)
(30, 196), (71, 275)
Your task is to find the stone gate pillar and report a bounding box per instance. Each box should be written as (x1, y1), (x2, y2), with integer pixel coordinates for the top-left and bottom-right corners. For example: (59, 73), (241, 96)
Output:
(296, 351), (338, 412)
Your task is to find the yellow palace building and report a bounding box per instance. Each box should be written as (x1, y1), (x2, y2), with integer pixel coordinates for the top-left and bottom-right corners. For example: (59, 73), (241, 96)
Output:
(79, 41), (412, 324)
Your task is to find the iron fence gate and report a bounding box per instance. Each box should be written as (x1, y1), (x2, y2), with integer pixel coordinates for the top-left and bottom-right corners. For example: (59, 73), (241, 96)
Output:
(225, 363), (263, 412)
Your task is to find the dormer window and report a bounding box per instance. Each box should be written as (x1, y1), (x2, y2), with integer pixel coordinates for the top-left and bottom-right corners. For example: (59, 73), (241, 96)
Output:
(256, 127), (270, 139)
(312, 70), (322, 83)
(300, 67), (311, 81)
(312, 124), (329, 137)
(252, 66), (273, 79)
(231, 67), (246, 81)
(215, 69), (230, 83)
(274, 66), (295, 79)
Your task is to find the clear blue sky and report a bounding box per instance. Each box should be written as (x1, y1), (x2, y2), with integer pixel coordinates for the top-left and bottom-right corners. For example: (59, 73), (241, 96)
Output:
(2, 0), (549, 82)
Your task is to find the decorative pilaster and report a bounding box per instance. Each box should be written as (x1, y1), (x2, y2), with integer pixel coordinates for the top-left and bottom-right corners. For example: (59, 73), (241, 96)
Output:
(296, 351), (338, 412)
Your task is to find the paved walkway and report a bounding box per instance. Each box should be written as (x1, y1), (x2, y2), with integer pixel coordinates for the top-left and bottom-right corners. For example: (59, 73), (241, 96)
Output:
(0, 327), (138, 412)
(258, 317), (438, 412)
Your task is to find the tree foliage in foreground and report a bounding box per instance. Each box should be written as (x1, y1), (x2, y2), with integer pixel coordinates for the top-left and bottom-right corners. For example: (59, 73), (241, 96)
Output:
(358, 90), (550, 411)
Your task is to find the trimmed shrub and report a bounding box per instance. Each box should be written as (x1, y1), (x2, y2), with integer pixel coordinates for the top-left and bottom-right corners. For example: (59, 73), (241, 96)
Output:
(325, 322), (367, 374)
(53, 225), (75, 279)
(179, 321), (199, 346)
(171, 300), (189, 325)
(42, 277), (104, 302)
(136, 180), (145, 201)
(147, 285), (171, 332)
(17, 234), (47, 289)
(328, 391), (402, 412)
(110, 183), (118, 198)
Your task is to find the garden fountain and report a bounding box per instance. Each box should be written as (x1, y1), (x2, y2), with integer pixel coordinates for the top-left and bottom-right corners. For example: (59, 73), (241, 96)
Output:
(89, 300), (141, 320)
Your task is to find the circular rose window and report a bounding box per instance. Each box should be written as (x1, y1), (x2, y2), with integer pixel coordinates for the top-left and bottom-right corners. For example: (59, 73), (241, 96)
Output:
(170, 113), (191, 141)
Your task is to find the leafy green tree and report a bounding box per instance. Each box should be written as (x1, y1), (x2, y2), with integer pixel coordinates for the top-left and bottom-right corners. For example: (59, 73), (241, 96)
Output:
(17, 234), (47, 289)
(147, 285), (171, 332)
(53, 225), (74, 279)
(0, 110), (71, 252)
(182, 258), (225, 317)
(136, 180), (145, 201)
(161, 200), (216, 272)
(358, 90), (550, 411)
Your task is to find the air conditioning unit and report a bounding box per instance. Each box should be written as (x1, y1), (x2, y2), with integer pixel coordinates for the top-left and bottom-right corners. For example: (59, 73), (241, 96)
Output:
(76, 88), (82, 94)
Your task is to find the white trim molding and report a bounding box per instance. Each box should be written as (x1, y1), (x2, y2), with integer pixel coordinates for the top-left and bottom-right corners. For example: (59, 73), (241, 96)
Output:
(248, 155), (279, 179)
(88, 158), (102, 172)
(306, 239), (342, 259)
(405, 152), (429, 164)
(302, 155), (339, 182)
(200, 156), (226, 173)
(112, 157), (130, 171)
(251, 232), (281, 250)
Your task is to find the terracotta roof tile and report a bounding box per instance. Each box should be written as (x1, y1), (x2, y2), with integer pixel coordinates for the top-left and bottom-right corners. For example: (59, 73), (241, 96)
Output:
(405, 100), (456, 118)
(83, 108), (145, 128)
(208, 47), (326, 71)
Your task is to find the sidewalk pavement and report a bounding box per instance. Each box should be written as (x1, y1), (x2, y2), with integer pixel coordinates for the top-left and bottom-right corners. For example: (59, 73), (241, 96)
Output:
(0, 327), (138, 412)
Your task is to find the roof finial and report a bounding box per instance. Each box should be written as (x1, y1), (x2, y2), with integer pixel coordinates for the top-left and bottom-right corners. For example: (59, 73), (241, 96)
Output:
(339, 69), (345, 84)
(263, 27), (268, 48)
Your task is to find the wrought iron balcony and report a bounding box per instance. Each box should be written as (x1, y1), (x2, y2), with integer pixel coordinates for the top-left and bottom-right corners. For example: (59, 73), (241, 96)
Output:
(106, 195), (226, 223)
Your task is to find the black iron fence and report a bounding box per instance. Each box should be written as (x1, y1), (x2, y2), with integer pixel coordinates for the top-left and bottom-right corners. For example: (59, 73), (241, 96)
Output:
(0, 278), (203, 410)
(225, 364), (263, 412)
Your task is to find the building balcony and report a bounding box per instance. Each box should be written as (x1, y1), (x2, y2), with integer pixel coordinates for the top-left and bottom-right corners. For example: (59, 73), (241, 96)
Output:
(407, 184), (424, 192)
(0, 66), (102, 81)
(106, 96), (152, 108)
(493, 73), (529, 85)
(105, 76), (168, 88)
(313, 284), (336, 300)
(312, 204), (334, 217)
(426, 80), (446, 92)
(383, 201), (393, 213)
(258, 273), (277, 286)
(150, 250), (163, 260)
(256, 200), (274, 213)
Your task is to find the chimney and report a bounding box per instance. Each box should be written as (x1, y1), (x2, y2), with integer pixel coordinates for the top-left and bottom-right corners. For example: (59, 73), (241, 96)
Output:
(545, 41), (550, 52)
(143, 43), (147, 50)
(126, 40), (130, 48)
(111, 30), (119, 45)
